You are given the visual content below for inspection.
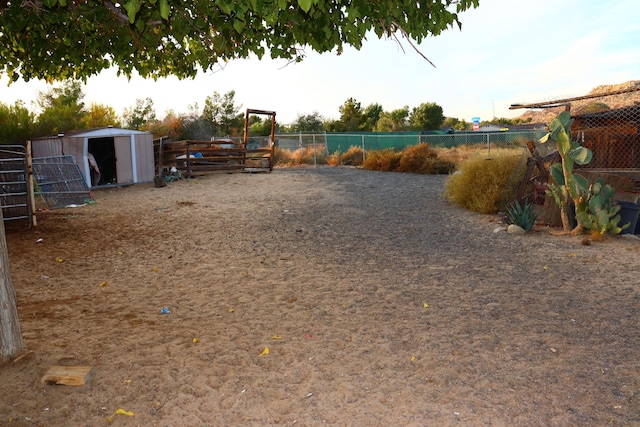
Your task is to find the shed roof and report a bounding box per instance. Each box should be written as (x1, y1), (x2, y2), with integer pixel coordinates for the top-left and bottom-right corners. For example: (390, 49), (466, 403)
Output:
(32, 127), (150, 141)
(71, 128), (149, 138)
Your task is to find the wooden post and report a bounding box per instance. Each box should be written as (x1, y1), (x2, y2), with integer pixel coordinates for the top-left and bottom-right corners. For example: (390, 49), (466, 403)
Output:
(0, 205), (24, 360)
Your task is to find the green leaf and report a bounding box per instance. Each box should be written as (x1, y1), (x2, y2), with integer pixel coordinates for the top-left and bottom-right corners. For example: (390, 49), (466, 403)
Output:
(549, 163), (565, 185)
(159, 0), (170, 20)
(569, 146), (592, 165)
(233, 19), (245, 33)
(298, 0), (312, 13)
(556, 130), (571, 154)
(124, 0), (140, 24)
(539, 133), (550, 144)
(573, 173), (589, 194)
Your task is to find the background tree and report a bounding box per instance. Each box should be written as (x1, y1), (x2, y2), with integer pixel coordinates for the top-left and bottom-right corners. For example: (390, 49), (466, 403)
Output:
(442, 117), (470, 131)
(181, 103), (214, 141)
(338, 98), (364, 132)
(361, 103), (384, 132)
(375, 107), (410, 132)
(248, 117), (281, 136)
(202, 91), (243, 137)
(0, 1), (479, 83)
(410, 102), (444, 130)
(145, 111), (185, 140)
(82, 103), (121, 129)
(122, 98), (156, 130)
(0, 101), (36, 145)
(35, 80), (86, 135)
(289, 112), (325, 133)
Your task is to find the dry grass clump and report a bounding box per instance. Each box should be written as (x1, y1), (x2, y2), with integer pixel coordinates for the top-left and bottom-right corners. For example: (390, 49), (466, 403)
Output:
(362, 143), (455, 174)
(434, 144), (522, 165)
(444, 154), (522, 214)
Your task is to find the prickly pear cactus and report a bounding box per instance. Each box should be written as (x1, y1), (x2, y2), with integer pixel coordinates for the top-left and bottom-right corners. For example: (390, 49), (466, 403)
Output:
(540, 111), (593, 234)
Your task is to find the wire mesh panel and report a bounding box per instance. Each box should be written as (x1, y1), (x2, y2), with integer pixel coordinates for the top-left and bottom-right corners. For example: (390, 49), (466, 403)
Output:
(573, 105), (640, 172)
(32, 156), (94, 209)
(0, 145), (31, 223)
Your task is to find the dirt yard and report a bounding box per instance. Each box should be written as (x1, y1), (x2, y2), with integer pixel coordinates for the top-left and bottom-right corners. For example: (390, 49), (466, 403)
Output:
(1, 166), (639, 426)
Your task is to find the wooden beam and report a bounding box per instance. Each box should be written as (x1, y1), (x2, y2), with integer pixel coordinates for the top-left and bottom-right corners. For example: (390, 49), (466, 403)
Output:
(41, 365), (95, 386)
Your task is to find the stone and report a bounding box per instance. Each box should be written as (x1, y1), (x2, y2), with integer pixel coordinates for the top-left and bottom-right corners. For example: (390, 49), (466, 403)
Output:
(507, 224), (526, 235)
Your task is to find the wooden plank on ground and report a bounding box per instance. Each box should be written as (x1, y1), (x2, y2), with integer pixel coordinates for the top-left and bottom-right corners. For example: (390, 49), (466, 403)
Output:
(41, 365), (95, 386)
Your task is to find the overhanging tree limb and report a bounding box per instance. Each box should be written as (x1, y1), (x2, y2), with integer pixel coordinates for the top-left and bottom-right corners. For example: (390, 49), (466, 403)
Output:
(0, 0), (479, 82)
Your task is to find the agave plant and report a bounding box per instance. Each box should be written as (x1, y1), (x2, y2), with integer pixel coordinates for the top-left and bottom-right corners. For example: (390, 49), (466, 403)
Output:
(506, 200), (538, 231)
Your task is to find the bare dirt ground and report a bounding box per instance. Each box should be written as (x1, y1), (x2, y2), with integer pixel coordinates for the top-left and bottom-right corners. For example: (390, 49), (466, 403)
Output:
(1, 166), (639, 426)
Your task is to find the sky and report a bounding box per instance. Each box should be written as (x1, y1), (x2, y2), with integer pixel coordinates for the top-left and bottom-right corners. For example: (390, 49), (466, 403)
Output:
(1, 0), (639, 125)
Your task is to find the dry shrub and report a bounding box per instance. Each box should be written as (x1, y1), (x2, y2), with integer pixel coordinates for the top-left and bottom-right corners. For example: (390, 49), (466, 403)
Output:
(362, 143), (455, 174)
(363, 149), (402, 171)
(340, 146), (364, 166)
(397, 143), (455, 174)
(275, 148), (294, 165)
(444, 154), (522, 214)
(291, 146), (327, 165)
(327, 150), (341, 166)
(276, 147), (327, 165)
(396, 143), (436, 172)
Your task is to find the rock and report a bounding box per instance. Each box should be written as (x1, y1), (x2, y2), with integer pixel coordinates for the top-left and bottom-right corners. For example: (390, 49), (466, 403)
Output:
(493, 226), (506, 233)
(507, 224), (526, 235)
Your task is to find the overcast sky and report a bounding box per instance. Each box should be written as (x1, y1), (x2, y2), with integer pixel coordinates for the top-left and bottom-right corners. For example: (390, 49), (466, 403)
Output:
(2, 0), (639, 125)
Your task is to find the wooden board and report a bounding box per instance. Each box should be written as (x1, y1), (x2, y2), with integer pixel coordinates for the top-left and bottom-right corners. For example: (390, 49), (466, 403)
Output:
(41, 365), (95, 386)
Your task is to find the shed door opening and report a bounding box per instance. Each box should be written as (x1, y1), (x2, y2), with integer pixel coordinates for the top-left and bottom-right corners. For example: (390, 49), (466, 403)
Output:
(88, 137), (117, 185)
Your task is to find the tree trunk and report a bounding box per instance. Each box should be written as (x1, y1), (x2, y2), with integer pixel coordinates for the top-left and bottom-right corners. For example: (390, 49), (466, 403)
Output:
(0, 207), (23, 361)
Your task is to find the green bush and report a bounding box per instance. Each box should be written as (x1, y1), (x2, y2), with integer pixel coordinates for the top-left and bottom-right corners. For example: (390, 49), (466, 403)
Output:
(445, 155), (522, 214)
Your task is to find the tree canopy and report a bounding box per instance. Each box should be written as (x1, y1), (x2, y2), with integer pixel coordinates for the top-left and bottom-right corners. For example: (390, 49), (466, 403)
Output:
(0, 0), (479, 83)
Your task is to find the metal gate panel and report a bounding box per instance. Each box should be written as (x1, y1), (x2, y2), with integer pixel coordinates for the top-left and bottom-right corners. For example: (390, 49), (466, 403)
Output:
(32, 156), (94, 209)
(0, 145), (31, 224)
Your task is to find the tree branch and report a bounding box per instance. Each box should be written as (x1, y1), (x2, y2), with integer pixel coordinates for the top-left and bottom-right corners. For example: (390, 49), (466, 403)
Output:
(390, 21), (436, 68)
(103, 1), (130, 25)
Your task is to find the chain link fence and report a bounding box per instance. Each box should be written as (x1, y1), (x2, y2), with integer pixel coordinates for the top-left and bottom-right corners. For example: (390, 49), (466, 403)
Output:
(271, 130), (543, 165)
(573, 105), (640, 174)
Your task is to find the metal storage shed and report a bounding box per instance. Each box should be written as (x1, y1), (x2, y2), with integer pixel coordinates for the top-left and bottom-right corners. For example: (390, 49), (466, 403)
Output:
(30, 127), (155, 188)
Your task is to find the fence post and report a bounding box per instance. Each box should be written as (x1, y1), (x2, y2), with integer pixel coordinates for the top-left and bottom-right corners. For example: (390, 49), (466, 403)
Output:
(361, 134), (366, 163)
(313, 134), (317, 166)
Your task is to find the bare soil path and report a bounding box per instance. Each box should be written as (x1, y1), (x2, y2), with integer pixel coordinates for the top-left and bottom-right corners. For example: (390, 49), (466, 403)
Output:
(1, 166), (639, 426)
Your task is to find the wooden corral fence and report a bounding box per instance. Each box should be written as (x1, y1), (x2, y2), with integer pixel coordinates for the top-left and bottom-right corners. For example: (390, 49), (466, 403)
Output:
(155, 109), (276, 178)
